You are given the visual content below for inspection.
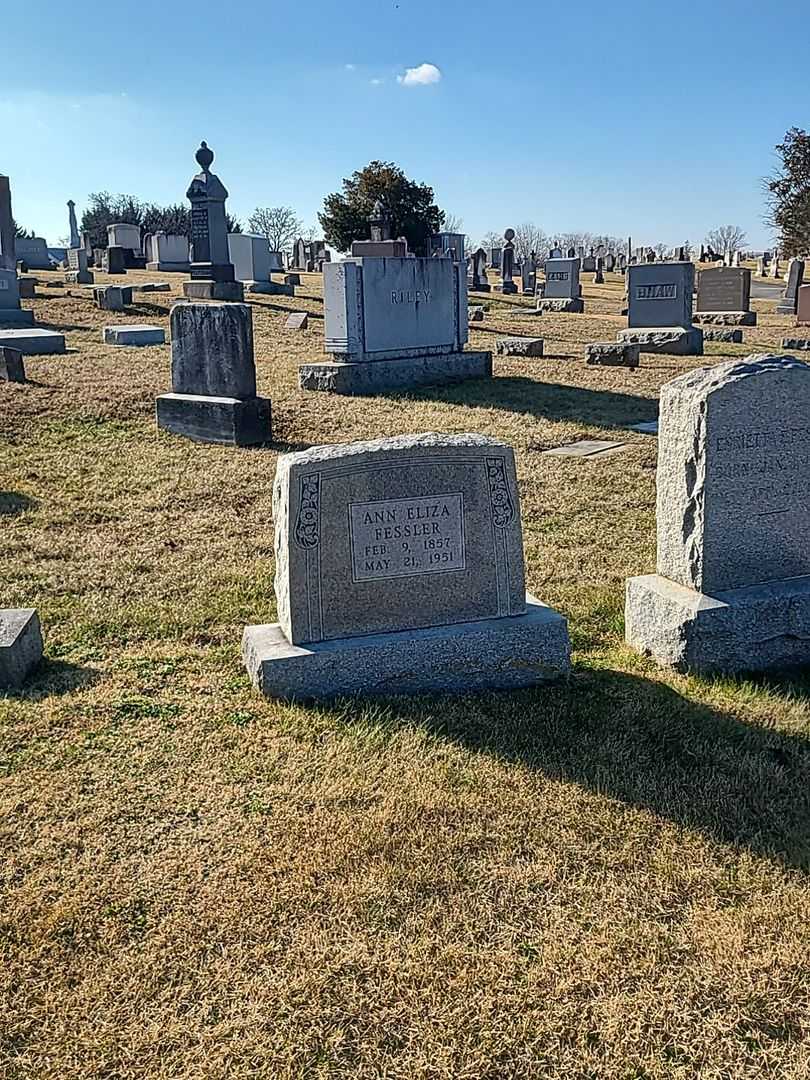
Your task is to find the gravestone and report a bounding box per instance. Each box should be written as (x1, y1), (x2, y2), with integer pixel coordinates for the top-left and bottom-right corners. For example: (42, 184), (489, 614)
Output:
(777, 258), (806, 315)
(103, 325), (165, 347)
(694, 267), (755, 325)
(156, 302), (271, 445)
(67, 200), (80, 249)
(605, 253), (616, 272)
(496, 337), (544, 357)
(268, 251), (284, 272)
(499, 229), (518, 294)
(228, 233), (271, 283)
(0, 609), (44, 689)
(66, 247), (93, 284)
(617, 262), (703, 355)
(285, 312), (308, 330)
(593, 257), (605, 285)
(18, 279), (35, 299)
(107, 223), (141, 253)
(184, 142), (243, 301)
(797, 285), (810, 326)
(470, 248), (490, 292)
(300, 255), (490, 394)
(351, 201), (408, 258)
(94, 285), (132, 311)
(586, 342), (640, 368)
(14, 237), (50, 270)
(242, 433), (570, 699)
(490, 247), (501, 269)
(0, 345), (25, 382)
(704, 328), (744, 343)
(0, 176), (33, 327)
(582, 250), (596, 273)
(429, 232), (465, 261)
(104, 247), (127, 274)
(145, 232), (190, 272)
(521, 256), (536, 295)
(0, 329), (65, 355)
(537, 258), (583, 313)
(567, 247), (576, 259)
(626, 353), (810, 673)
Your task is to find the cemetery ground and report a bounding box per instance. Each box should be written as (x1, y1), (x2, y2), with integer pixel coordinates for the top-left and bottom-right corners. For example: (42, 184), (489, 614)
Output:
(2, 268), (810, 1079)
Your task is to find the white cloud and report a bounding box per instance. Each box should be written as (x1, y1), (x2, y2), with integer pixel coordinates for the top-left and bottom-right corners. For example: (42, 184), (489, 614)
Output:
(397, 63), (442, 87)
(344, 63), (356, 71)
(370, 78), (383, 86)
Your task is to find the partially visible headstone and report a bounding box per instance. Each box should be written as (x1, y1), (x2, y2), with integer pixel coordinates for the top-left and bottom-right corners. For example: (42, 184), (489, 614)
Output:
(469, 248), (490, 292)
(499, 229), (518, 294)
(104, 247), (128, 275)
(18, 278), (36, 299)
(14, 237), (50, 270)
(0, 345), (25, 382)
(586, 341), (640, 368)
(489, 247), (501, 269)
(496, 337), (544, 357)
(107, 223), (141, 253)
(429, 232), (465, 261)
(468, 305), (485, 321)
(184, 142), (243, 302)
(0, 178), (33, 326)
(704, 328), (744, 343)
(0, 609), (44, 689)
(542, 440), (626, 458)
(145, 232), (190, 272)
(782, 337), (810, 350)
(626, 353), (810, 672)
(285, 312), (309, 330)
(285, 273), (301, 287)
(229, 233), (271, 283)
(242, 433), (570, 698)
(94, 285), (132, 311)
(156, 302), (271, 445)
(67, 199), (80, 249)
(694, 267), (755, 325)
(66, 247), (93, 284)
(797, 285), (810, 326)
(776, 258), (805, 315)
(521, 256), (536, 295)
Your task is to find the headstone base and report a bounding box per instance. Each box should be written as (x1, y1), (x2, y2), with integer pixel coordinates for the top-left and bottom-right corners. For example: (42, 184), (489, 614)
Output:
(496, 337), (544, 357)
(0, 308), (35, 327)
(242, 593), (570, 701)
(156, 393), (271, 446)
(183, 281), (245, 301)
(299, 350), (492, 395)
(469, 283), (491, 293)
(496, 283), (519, 295)
(0, 328), (65, 354)
(535, 298), (585, 313)
(65, 270), (94, 285)
(693, 311), (757, 326)
(586, 342), (640, 368)
(782, 338), (810, 350)
(617, 327), (704, 355)
(626, 573), (810, 676)
(146, 261), (190, 273)
(104, 325), (166, 347)
(0, 609), (44, 689)
(243, 280), (295, 296)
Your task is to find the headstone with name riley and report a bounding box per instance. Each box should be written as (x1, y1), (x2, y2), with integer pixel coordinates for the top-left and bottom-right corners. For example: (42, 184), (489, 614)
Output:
(626, 353), (810, 673)
(242, 432), (571, 699)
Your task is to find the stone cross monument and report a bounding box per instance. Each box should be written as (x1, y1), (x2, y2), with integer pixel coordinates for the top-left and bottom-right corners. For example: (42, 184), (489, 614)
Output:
(183, 141), (242, 301)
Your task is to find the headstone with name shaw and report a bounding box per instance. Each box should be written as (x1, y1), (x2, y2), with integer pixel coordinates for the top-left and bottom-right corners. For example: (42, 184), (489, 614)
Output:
(626, 353), (810, 673)
(183, 142), (243, 301)
(156, 302), (271, 445)
(694, 266), (756, 325)
(617, 262), (703, 355)
(299, 255), (491, 394)
(242, 432), (571, 699)
(777, 258), (806, 316)
(537, 257), (584, 313)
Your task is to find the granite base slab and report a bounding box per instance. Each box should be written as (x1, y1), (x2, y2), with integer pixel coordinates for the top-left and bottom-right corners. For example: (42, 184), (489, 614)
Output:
(496, 337), (544, 357)
(626, 573), (810, 675)
(104, 325), (166, 347)
(704, 328), (744, 343)
(693, 311), (757, 326)
(617, 327), (704, 355)
(244, 280), (295, 296)
(535, 298), (585, 314)
(0, 308), (35, 327)
(146, 262), (190, 273)
(782, 338), (810, 350)
(586, 342), (640, 367)
(242, 593), (570, 701)
(0, 609), (44, 689)
(182, 281), (245, 302)
(0, 328), (65, 354)
(299, 350), (492, 395)
(156, 393), (271, 446)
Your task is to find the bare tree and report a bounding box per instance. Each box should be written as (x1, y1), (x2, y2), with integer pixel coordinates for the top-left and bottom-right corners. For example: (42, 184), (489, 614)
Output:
(512, 222), (549, 262)
(247, 206), (304, 252)
(705, 225), (747, 257)
(442, 212), (464, 234)
(479, 230), (502, 251)
(653, 242), (669, 259)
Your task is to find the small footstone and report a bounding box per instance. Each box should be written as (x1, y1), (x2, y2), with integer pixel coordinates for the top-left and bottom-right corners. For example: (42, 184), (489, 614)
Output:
(496, 337), (544, 357)
(0, 609), (44, 689)
(542, 440), (626, 458)
(0, 329), (65, 355)
(617, 327), (704, 356)
(629, 420), (658, 435)
(244, 280), (294, 296)
(693, 311), (757, 326)
(0, 346), (26, 382)
(535, 297), (585, 314)
(469, 306), (485, 321)
(18, 279), (36, 299)
(103, 325), (166, 347)
(94, 285), (133, 311)
(285, 312), (308, 330)
(704, 328), (743, 343)
(132, 282), (171, 293)
(586, 342), (640, 368)
(782, 338), (810, 350)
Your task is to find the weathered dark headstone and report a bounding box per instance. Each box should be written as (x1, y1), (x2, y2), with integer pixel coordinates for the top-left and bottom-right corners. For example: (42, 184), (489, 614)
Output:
(777, 258), (806, 315)
(183, 142), (243, 301)
(0, 345), (25, 382)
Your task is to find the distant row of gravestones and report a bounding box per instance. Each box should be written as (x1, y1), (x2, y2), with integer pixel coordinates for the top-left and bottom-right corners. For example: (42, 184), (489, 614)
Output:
(5, 355), (810, 697)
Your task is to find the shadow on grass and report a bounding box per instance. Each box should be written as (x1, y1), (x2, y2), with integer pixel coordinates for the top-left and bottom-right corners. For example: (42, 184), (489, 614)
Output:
(322, 665), (810, 870)
(0, 492), (38, 516)
(404, 376), (657, 426)
(6, 658), (101, 700)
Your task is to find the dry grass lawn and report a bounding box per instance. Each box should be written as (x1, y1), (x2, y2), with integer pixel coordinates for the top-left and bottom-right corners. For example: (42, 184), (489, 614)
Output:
(2, 266), (810, 1079)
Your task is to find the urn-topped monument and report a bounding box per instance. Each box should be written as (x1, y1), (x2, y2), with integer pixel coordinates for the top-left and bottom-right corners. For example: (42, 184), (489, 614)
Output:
(183, 142), (243, 302)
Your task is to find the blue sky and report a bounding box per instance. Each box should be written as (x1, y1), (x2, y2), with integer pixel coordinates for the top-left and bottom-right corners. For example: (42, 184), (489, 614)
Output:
(1, 0), (807, 249)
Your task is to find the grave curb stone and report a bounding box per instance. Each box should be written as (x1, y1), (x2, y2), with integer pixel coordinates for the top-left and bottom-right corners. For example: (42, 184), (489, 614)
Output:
(156, 393), (271, 446)
(0, 609), (44, 689)
(299, 351), (492, 394)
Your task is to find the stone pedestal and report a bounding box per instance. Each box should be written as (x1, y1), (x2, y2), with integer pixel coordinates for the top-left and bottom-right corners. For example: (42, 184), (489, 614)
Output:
(183, 280), (244, 301)
(0, 609), (43, 689)
(693, 311), (757, 326)
(626, 573), (810, 675)
(617, 327), (704, 355)
(299, 351), (492, 395)
(244, 593), (570, 701)
(156, 393), (271, 446)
